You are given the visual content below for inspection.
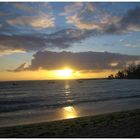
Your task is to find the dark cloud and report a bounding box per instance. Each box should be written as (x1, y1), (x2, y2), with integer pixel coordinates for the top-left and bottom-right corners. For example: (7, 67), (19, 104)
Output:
(0, 34), (46, 53)
(0, 29), (98, 53)
(11, 51), (140, 72)
(106, 7), (140, 33)
(121, 7), (140, 28)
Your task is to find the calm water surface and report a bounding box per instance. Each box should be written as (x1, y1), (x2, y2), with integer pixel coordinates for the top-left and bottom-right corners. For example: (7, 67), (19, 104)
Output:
(0, 79), (140, 127)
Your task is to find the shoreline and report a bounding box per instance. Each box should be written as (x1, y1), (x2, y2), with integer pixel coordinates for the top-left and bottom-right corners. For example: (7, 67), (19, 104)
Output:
(0, 108), (140, 138)
(1, 97), (140, 128)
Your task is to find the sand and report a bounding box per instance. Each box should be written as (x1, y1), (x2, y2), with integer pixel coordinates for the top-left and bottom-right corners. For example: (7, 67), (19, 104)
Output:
(0, 109), (140, 138)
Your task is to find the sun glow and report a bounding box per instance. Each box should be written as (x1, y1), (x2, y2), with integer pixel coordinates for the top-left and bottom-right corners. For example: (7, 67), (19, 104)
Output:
(56, 68), (73, 78)
(63, 106), (78, 119)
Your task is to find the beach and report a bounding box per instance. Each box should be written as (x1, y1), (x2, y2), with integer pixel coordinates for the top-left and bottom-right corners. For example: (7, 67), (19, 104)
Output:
(0, 80), (140, 137)
(0, 109), (140, 138)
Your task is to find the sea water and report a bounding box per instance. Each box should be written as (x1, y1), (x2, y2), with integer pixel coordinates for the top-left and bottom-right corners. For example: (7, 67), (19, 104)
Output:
(0, 79), (140, 127)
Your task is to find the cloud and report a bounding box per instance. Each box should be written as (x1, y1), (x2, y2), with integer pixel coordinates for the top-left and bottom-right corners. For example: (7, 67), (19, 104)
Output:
(7, 13), (55, 29)
(0, 49), (25, 56)
(67, 15), (102, 30)
(12, 3), (37, 13)
(67, 15), (120, 30)
(11, 51), (140, 72)
(60, 3), (97, 30)
(7, 3), (55, 29)
(60, 3), (95, 16)
(1, 6), (140, 55)
(123, 43), (140, 48)
(65, 5), (140, 33)
(121, 6), (140, 31)
(7, 63), (27, 72)
(60, 2), (84, 16)
(105, 7), (140, 33)
(64, 3), (120, 30)
(12, 2), (51, 14)
(0, 34), (44, 53)
(63, 3), (104, 30)
(0, 28), (96, 54)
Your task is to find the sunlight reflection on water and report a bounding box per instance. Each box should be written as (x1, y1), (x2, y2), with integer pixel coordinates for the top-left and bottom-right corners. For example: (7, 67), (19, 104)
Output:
(64, 81), (73, 102)
(61, 81), (78, 119)
(62, 106), (78, 119)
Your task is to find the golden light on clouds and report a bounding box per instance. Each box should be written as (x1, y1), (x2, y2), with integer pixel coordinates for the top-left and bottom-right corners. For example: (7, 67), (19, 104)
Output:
(109, 62), (118, 67)
(7, 14), (55, 29)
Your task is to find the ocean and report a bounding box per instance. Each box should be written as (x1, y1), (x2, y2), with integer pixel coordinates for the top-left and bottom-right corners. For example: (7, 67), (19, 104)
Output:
(0, 79), (140, 127)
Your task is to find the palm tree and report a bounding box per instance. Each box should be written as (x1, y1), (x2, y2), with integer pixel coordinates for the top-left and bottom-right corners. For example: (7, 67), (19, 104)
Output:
(109, 63), (140, 79)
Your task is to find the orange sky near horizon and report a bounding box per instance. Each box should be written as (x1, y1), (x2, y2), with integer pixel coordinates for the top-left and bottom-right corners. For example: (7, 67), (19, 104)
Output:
(0, 69), (117, 81)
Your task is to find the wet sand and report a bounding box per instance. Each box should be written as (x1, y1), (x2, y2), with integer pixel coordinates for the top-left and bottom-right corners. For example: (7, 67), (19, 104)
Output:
(0, 109), (140, 138)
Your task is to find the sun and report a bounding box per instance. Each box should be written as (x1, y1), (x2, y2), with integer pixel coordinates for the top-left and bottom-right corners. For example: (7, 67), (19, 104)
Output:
(56, 68), (73, 78)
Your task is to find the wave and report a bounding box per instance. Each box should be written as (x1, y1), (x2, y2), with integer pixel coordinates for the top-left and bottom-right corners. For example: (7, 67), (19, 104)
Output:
(1, 94), (140, 113)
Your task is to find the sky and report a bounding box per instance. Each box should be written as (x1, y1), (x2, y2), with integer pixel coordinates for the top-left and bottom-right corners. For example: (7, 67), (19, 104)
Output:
(0, 2), (140, 81)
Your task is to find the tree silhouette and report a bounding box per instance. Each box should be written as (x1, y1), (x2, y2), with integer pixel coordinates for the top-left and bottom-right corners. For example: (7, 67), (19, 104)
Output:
(108, 74), (114, 79)
(108, 63), (140, 79)
(115, 71), (125, 79)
